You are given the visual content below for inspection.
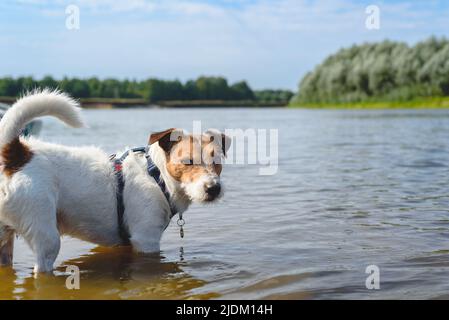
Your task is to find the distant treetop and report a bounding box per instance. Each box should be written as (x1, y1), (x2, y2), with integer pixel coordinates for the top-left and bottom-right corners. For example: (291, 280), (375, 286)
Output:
(0, 75), (293, 104)
(291, 37), (449, 105)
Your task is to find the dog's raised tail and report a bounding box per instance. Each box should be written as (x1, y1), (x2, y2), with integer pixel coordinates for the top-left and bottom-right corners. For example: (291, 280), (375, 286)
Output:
(0, 89), (84, 149)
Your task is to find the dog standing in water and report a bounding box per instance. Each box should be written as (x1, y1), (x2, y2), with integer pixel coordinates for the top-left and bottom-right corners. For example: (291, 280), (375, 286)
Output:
(0, 90), (230, 273)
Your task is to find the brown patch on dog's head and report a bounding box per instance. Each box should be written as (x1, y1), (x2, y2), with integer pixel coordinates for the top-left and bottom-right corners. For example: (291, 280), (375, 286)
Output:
(165, 135), (206, 183)
(149, 129), (230, 182)
(149, 128), (182, 153)
(149, 128), (231, 202)
(1, 138), (33, 177)
(200, 135), (224, 175)
(204, 129), (231, 157)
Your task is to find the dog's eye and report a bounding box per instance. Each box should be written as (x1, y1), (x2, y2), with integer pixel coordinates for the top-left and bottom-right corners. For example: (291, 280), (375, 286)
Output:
(182, 159), (194, 165)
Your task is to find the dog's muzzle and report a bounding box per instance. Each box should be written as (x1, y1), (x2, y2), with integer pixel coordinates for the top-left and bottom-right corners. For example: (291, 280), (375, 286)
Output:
(205, 182), (221, 201)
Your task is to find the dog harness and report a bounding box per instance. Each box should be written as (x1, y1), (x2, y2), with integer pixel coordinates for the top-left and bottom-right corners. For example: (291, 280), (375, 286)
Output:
(110, 147), (182, 245)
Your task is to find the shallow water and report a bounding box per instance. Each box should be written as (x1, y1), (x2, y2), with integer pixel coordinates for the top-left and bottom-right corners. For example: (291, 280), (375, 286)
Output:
(1, 107), (449, 299)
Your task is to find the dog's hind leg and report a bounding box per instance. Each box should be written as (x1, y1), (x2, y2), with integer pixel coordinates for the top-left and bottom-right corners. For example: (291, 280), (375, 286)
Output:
(3, 172), (62, 273)
(0, 224), (14, 267)
(31, 228), (60, 274)
(23, 213), (61, 274)
(17, 198), (61, 274)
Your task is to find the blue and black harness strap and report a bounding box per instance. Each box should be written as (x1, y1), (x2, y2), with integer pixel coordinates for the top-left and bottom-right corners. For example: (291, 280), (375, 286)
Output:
(111, 147), (179, 245)
(112, 155), (129, 245)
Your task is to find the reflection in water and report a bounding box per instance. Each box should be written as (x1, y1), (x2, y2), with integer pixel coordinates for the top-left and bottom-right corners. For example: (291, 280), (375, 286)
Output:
(0, 246), (218, 300)
(0, 268), (17, 300)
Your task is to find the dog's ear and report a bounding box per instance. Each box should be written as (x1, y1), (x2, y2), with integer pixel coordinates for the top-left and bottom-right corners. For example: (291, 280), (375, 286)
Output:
(221, 133), (231, 157)
(149, 128), (182, 152)
(205, 129), (232, 157)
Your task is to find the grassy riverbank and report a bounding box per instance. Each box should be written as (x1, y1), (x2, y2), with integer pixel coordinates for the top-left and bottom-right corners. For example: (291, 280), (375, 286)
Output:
(0, 96), (288, 109)
(157, 100), (287, 108)
(289, 96), (449, 109)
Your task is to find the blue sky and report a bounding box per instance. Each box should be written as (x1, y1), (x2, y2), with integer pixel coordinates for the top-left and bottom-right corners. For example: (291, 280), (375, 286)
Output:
(0, 0), (448, 90)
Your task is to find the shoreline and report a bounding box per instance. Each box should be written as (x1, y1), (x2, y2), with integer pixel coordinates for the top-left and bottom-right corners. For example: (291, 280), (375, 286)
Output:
(289, 96), (449, 109)
(156, 100), (287, 108)
(0, 96), (288, 109)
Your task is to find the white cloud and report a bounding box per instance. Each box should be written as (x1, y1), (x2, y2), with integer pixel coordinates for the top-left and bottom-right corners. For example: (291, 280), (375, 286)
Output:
(4, 0), (449, 89)
(15, 0), (49, 4)
(75, 0), (157, 13)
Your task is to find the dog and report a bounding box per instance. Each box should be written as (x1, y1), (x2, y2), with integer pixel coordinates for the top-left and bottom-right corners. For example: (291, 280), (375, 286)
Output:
(0, 89), (231, 273)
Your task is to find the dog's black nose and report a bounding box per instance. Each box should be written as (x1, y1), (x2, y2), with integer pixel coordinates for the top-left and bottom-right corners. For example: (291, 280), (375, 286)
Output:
(206, 183), (221, 198)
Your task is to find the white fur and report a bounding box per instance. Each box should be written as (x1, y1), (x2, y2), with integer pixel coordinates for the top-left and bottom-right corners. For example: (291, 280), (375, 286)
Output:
(0, 90), (224, 273)
(182, 174), (222, 202)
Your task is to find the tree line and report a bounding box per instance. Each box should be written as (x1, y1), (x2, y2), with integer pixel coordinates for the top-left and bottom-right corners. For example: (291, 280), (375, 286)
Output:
(0, 76), (293, 104)
(292, 37), (449, 105)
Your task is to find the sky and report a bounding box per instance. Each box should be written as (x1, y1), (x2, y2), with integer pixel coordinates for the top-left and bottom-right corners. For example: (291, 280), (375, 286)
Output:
(0, 0), (448, 90)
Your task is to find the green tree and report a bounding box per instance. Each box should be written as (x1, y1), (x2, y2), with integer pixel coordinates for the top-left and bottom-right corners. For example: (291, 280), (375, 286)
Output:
(195, 77), (230, 100)
(39, 75), (58, 90)
(293, 37), (449, 105)
(0, 77), (20, 96)
(183, 80), (198, 100)
(230, 81), (254, 100)
(16, 76), (37, 93)
(0, 75), (272, 103)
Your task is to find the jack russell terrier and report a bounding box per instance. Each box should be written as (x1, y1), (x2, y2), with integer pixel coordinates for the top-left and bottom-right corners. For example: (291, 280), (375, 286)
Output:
(0, 89), (231, 273)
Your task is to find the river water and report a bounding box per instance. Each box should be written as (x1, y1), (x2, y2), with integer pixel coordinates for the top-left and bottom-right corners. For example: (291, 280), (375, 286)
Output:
(1, 107), (449, 299)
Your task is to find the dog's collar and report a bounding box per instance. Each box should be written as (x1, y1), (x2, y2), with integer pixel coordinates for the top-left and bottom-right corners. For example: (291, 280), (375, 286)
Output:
(111, 147), (179, 244)
(144, 151), (179, 217)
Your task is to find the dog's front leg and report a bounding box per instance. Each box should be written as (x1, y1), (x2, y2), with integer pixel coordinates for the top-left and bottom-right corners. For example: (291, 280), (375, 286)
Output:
(127, 218), (166, 253)
(129, 229), (162, 253)
(125, 200), (170, 254)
